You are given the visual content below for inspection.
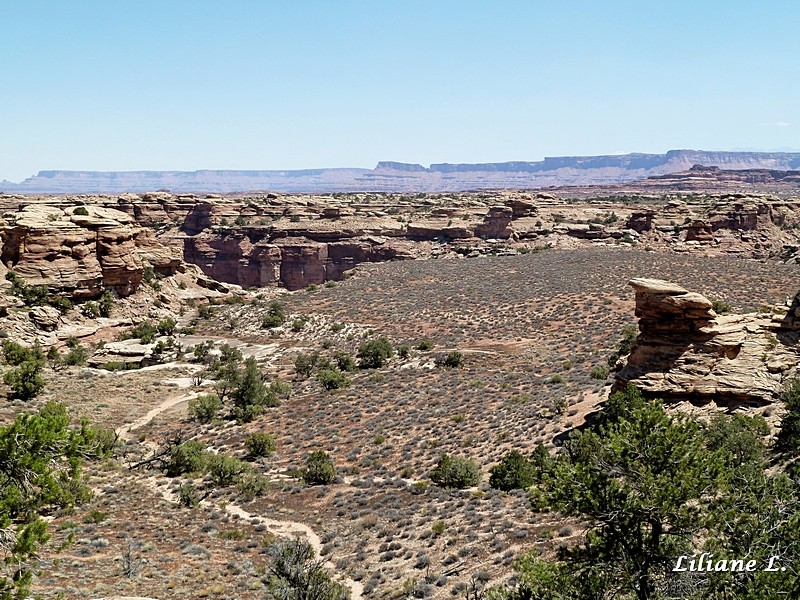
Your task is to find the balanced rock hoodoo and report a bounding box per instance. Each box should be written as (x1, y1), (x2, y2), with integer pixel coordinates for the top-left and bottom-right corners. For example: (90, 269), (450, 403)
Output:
(614, 278), (800, 407)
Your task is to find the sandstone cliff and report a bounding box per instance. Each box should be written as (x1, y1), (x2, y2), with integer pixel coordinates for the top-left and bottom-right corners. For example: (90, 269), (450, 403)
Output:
(3, 190), (800, 294)
(0, 204), (178, 298)
(614, 278), (800, 407)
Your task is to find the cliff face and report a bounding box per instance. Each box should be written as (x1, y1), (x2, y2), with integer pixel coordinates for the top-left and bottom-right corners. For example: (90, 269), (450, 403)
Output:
(3, 188), (800, 295)
(183, 232), (415, 291)
(4, 151), (800, 194)
(614, 278), (800, 407)
(0, 204), (178, 298)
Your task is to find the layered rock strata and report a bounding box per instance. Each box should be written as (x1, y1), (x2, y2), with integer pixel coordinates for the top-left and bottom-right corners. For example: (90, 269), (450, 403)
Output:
(614, 278), (800, 407)
(0, 204), (178, 298)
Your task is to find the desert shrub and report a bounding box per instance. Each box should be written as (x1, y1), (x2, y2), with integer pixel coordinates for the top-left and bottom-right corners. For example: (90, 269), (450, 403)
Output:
(62, 344), (88, 366)
(179, 483), (199, 508)
(270, 380), (291, 400)
(82, 509), (107, 524)
(589, 365), (610, 380)
(231, 356), (280, 421)
(81, 301), (100, 318)
(294, 351), (320, 377)
(90, 426), (119, 455)
(157, 317), (177, 336)
(166, 440), (209, 477)
(607, 323), (639, 367)
(198, 304), (216, 319)
(333, 351), (355, 372)
(357, 336), (394, 368)
(98, 290), (114, 317)
(777, 377), (800, 455)
(416, 339), (434, 351)
(291, 316), (309, 332)
(529, 442), (555, 477)
(397, 344), (411, 360)
(246, 432), (277, 458)
(265, 537), (349, 599)
(316, 369), (351, 391)
(705, 413), (769, 468)
(4, 358), (46, 400)
(590, 383), (648, 431)
(237, 472), (270, 501)
(188, 394), (222, 423)
(192, 340), (214, 362)
(142, 265), (157, 285)
(304, 451), (337, 485)
(6, 272), (49, 307)
(48, 296), (73, 315)
(429, 454), (481, 489)
(102, 361), (139, 372)
(0, 402), (98, 597)
(3, 340), (42, 366)
(208, 454), (246, 487)
(434, 351), (464, 369)
(125, 320), (158, 344)
(523, 396), (769, 599)
(73, 206), (89, 216)
(261, 301), (287, 328)
(712, 299), (733, 314)
(489, 450), (537, 491)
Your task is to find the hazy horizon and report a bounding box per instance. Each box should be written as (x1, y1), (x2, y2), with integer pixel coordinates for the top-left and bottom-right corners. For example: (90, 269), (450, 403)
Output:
(3, 1), (799, 182)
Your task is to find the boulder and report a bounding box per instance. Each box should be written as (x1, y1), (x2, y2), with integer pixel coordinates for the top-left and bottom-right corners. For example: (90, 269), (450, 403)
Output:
(28, 305), (61, 331)
(88, 339), (155, 368)
(626, 211), (655, 233)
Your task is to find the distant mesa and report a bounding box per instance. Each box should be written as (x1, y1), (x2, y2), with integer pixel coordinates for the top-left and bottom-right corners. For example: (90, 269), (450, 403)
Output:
(3, 150), (800, 194)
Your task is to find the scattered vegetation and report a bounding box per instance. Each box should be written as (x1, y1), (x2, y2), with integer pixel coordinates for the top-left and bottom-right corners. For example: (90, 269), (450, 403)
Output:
(261, 301), (287, 328)
(0, 403), (103, 597)
(303, 451), (337, 485)
(429, 453), (481, 489)
(357, 336), (394, 368)
(245, 432), (277, 458)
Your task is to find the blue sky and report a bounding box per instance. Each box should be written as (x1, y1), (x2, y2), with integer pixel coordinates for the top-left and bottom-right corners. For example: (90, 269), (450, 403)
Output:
(1, 1), (798, 182)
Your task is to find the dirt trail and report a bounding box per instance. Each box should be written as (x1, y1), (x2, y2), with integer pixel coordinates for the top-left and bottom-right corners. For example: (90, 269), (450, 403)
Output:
(115, 391), (199, 440)
(116, 378), (363, 599)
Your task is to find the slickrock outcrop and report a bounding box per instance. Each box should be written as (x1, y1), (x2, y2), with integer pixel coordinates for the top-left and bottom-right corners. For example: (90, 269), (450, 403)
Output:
(614, 278), (800, 406)
(475, 206), (514, 239)
(0, 204), (178, 298)
(684, 220), (714, 243)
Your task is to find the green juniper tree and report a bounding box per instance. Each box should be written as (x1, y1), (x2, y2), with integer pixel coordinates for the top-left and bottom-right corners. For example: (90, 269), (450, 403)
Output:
(0, 403), (103, 598)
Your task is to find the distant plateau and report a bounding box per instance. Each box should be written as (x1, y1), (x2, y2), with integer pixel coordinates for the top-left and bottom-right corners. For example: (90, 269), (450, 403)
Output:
(3, 149), (800, 194)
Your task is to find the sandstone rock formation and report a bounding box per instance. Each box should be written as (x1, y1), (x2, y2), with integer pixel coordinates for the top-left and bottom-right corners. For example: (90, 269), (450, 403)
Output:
(475, 206), (514, 239)
(184, 230), (415, 291)
(88, 339), (160, 369)
(3, 190), (800, 293)
(28, 305), (61, 331)
(614, 278), (800, 407)
(0, 204), (178, 298)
